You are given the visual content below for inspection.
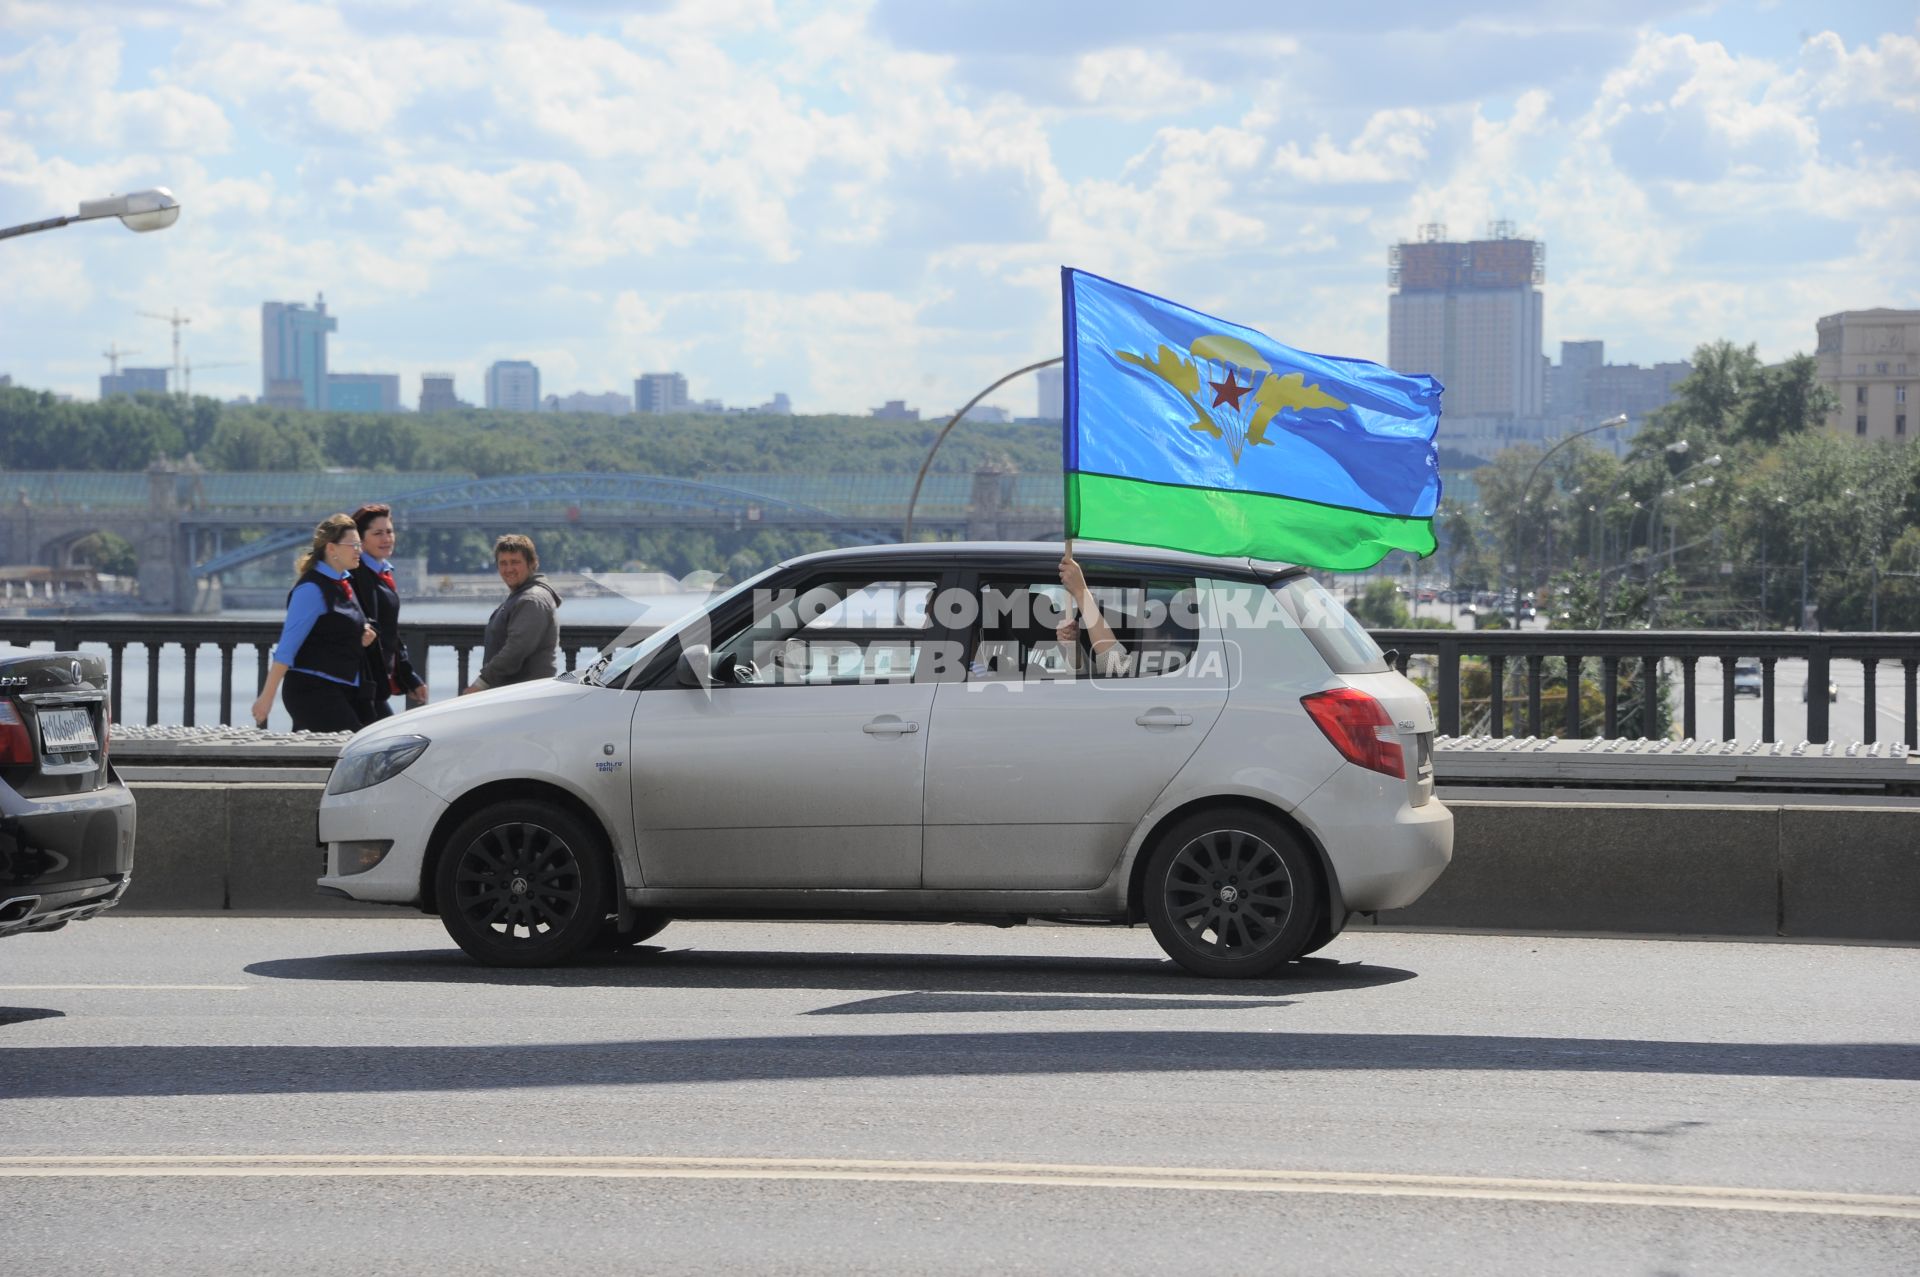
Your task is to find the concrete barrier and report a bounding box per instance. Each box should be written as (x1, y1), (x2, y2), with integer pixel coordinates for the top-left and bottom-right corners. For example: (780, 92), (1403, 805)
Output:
(117, 781), (1920, 942)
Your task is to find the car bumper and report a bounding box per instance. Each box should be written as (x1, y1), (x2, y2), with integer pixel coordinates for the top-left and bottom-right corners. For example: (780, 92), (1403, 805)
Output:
(0, 777), (137, 937)
(1294, 764), (1453, 913)
(315, 772), (447, 905)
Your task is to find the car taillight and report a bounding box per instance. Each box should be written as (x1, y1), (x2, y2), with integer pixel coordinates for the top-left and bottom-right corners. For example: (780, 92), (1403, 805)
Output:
(1301, 687), (1404, 779)
(0, 699), (34, 766)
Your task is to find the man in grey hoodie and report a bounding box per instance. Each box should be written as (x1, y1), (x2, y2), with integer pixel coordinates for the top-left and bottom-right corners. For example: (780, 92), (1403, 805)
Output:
(463, 534), (562, 694)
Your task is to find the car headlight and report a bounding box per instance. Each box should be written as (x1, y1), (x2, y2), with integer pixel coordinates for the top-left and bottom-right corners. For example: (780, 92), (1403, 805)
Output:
(327, 734), (430, 796)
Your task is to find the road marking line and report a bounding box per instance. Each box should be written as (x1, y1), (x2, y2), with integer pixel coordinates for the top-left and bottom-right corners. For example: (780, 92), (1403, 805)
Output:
(0, 1156), (1913, 1219)
(0, 984), (250, 991)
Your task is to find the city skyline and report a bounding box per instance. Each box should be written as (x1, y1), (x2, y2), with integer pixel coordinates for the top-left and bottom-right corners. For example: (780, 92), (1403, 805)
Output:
(1, 3), (1914, 413)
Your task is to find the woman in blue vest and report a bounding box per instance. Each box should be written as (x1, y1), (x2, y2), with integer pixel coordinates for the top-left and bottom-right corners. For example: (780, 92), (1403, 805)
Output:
(348, 502), (427, 722)
(250, 513), (378, 732)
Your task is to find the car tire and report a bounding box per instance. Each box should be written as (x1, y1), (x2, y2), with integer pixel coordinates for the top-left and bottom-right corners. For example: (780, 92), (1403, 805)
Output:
(1142, 808), (1322, 979)
(435, 800), (613, 968)
(599, 911), (671, 948)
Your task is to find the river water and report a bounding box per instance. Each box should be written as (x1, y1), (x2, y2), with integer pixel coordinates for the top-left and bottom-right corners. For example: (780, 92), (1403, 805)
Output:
(25, 593), (708, 731)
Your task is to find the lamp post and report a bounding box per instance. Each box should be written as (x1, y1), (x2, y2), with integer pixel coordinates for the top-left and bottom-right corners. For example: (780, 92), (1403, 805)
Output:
(1510, 414), (1627, 627)
(1641, 458), (1722, 626)
(0, 188), (181, 242)
(901, 356), (1061, 543)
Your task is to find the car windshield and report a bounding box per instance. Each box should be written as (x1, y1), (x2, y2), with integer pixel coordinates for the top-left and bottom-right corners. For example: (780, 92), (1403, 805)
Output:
(583, 567), (778, 688)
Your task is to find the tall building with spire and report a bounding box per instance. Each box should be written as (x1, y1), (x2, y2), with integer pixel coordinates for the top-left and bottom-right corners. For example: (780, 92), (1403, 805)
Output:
(261, 295), (336, 410)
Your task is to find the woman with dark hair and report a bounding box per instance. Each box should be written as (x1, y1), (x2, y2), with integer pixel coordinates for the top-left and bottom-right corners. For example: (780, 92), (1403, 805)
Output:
(250, 513), (378, 732)
(348, 503), (427, 721)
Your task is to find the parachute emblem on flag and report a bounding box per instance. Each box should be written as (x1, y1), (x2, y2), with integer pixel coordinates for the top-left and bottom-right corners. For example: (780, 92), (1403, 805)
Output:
(1116, 332), (1349, 466)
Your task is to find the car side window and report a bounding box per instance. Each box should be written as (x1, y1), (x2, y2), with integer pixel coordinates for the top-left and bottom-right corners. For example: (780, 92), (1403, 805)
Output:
(710, 577), (939, 687)
(969, 574), (1200, 682)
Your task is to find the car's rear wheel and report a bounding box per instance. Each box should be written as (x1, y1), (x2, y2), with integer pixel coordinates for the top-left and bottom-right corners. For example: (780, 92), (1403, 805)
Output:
(1143, 809), (1321, 978)
(435, 800), (611, 968)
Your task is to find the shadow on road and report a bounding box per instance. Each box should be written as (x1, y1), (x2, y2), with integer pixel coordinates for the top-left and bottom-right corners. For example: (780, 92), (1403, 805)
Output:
(802, 992), (1296, 1015)
(241, 947), (1416, 998)
(6, 1031), (1914, 1099)
(0, 1007), (65, 1028)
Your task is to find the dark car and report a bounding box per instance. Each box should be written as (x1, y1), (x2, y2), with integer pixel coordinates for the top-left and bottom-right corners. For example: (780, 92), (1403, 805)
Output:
(0, 646), (136, 937)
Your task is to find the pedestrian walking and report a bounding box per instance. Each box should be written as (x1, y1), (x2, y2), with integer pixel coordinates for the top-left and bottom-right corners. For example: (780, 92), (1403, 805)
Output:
(462, 534), (562, 694)
(348, 502), (427, 721)
(251, 513), (377, 731)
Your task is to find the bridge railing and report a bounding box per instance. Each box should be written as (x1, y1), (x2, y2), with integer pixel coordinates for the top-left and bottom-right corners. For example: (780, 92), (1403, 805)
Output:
(1370, 628), (1920, 748)
(0, 617), (650, 728)
(2, 617), (1916, 745)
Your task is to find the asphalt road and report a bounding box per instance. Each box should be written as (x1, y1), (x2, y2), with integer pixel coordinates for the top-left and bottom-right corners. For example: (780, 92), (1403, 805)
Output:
(2, 918), (1916, 1274)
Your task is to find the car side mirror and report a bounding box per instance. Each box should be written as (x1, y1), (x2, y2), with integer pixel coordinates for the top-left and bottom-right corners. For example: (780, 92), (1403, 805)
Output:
(676, 645), (713, 688)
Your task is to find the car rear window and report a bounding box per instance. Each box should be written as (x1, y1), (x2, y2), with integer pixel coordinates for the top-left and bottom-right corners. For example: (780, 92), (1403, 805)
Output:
(1270, 577), (1389, 674)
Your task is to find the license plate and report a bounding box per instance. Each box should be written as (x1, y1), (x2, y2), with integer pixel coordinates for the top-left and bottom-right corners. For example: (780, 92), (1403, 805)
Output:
(38, 707), (96, 753)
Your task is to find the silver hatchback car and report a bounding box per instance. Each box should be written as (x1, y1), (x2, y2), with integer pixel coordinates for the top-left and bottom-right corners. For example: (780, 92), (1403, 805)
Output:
(317, 542), (1452, 976)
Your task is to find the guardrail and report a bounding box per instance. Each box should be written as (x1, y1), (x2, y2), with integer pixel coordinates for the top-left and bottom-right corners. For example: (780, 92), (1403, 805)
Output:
(4, 617), (1917, 746)
(1371, 629), (1920, 747)
(0, 617), (651, 727)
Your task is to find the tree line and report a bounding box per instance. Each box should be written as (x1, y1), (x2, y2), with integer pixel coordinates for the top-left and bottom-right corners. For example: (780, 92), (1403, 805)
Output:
(0, 386), (1062, 478)
(1440, 342), (1920, 631)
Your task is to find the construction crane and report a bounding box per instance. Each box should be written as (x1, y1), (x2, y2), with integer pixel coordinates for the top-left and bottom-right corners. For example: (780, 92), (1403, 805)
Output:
(183, 358), (247, 399)
(138, 307), (192, 395)
(102, 342), (140, 378)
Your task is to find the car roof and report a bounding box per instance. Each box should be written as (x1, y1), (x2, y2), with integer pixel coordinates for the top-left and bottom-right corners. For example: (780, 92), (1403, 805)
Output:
(774, 540), (1304, 580)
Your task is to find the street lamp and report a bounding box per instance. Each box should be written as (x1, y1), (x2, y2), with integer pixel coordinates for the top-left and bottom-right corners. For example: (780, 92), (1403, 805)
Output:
(901, 356), (1061, 542)
(1511, 413), (1627, 627)
(0, 187), (181, 242)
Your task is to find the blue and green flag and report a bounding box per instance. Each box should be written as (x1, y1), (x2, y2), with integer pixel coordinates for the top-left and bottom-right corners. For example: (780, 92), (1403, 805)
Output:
(1062, 267), (1442, 570)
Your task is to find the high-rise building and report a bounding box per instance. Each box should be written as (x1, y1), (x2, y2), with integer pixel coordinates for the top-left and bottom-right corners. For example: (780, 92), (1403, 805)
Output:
(545, 390), (632, 415)
(1547, 340), (1605, 416)
(419, 373), (463, 414)
(100, 367), (170, 399)
(635, 372), (690, 414)
(485, 360), (542, 412)
(758, 392), (792, 415)
(870, 400), (919, 421)
(326, 373), (401, 413)
(1817, 309), (1919, 443)
(1388, 224), (1544, 419)
(261, 295), (337, 410)
(1036, 365), (1064, 421)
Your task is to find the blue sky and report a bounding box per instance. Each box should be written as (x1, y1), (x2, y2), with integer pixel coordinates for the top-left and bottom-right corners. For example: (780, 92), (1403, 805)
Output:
(1, 0), (1915, 416)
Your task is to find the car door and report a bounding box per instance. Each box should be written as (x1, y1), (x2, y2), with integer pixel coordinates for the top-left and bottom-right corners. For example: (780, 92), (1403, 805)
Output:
(922, 563), (1230, 890)
(629, 568), (956, 889)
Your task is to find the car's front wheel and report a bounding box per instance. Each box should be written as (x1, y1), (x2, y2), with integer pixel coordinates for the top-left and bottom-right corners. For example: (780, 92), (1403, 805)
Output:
(435, 800), (612, 967)
(1142, 808), (1322, 978)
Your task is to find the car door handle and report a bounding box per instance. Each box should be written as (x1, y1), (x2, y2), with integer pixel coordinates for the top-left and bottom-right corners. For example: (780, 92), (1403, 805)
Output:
(863, 717), (920, 735)
(1135, 710), (1193, 728)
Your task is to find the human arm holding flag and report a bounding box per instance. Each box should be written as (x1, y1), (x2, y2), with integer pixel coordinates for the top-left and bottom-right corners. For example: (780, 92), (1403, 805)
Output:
(1056, 552), (1132, 677)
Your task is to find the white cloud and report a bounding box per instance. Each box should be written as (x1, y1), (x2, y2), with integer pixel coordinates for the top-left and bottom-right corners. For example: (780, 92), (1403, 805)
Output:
(1071, 48), (1218, 119)
(1272, 109), (1436, 184)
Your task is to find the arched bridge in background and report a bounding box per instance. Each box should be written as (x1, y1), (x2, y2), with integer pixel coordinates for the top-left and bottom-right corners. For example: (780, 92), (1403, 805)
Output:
(189, 473), (896, 577)
(0, 466), (1062, 612)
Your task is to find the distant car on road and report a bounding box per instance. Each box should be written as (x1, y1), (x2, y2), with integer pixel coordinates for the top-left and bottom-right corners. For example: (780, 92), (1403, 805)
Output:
(1733, 660), (1762, 698)
(317, 542), (1453, 977)
(1803, 677), (1839, 703)
(0, 647), (135, 938)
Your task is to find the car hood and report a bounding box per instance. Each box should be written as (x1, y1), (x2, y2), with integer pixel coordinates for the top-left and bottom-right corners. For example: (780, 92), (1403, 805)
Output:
(347, 677), (597, 747)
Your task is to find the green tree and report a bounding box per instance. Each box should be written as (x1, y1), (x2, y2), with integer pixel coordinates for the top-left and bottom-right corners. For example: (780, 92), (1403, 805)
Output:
(1352, 579), (1409, 628)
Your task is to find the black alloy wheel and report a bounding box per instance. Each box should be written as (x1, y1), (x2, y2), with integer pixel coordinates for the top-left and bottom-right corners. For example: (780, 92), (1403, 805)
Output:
(1142, 809), (1321, 978)
(435, 800), (611, 968)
